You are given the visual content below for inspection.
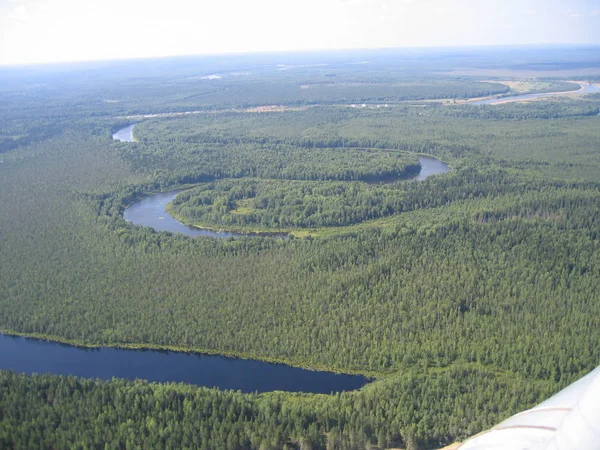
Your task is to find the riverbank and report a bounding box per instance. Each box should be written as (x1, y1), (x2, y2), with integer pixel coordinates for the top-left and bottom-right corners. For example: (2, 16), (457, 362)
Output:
(468, 81), (600, 105)
(164, 204), (295, 237)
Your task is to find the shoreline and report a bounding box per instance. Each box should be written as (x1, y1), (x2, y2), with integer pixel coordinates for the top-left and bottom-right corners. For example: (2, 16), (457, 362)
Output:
(112, 124), (138, 142)
(0, 329), (382, 380)
(165, 203), (294, 238)
(466, 80), (600, 105)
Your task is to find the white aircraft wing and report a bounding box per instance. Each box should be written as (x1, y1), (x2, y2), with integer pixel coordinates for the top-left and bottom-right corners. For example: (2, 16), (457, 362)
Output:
(457, 365), (600, 450)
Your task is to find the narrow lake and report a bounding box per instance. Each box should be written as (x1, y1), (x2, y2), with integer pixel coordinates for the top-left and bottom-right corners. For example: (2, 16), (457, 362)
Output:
(0, 334), (370, 393)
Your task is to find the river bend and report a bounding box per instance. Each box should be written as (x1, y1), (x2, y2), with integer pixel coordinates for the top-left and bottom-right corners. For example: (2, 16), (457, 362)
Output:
(122, 154), (450, 239)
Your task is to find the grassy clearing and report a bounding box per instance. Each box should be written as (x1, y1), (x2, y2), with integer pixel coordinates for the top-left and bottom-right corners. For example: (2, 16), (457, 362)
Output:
(230, 205), (254, 215)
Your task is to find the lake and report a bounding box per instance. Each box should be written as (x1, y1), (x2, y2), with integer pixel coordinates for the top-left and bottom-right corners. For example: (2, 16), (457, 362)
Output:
(0, 334), (370, 393)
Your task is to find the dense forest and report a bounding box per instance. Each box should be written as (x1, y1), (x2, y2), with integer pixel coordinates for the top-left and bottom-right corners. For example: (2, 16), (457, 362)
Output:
(1, 47), (600, 449)
(0, 368), (557, 450)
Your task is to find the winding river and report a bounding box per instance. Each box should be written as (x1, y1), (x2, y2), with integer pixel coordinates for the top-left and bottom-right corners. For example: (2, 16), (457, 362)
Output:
(124, 189), (252, 238)
(122, 155), (450, 238)
(471, 82), (600, 105)
(113, 125), (446, 237)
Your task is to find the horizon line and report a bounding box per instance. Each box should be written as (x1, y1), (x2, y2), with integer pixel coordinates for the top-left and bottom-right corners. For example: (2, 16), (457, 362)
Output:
(1, 42), (599, 69)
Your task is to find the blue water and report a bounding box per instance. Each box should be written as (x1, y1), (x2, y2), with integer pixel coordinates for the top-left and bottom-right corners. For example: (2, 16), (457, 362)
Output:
(124, 189), (253, 238)
(0, 334), (370, 393)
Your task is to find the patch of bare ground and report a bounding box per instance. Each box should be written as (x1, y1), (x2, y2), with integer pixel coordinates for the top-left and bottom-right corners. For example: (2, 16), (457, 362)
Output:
(480, 80), (573, 93)
(241, 105), (308, 113)
(438, 443), (462, 450)
(445, 68), (600, 78)
(118, 105), (309, 120)
(382, 444), (462, 450)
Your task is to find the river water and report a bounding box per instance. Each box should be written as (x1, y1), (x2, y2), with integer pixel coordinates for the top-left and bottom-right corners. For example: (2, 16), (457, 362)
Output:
(412, 155), (450, 181)
(112, 124), (137, 142)
(471, 83), (600, 105)
(124, 189), (250, 238)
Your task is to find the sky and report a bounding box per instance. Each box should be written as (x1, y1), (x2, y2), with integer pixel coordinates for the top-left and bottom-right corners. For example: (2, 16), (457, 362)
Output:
(0, 0), (599, 66)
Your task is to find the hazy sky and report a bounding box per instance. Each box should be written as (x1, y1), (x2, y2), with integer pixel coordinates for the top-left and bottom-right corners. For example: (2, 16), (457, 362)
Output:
(1, 0), (599, 65)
